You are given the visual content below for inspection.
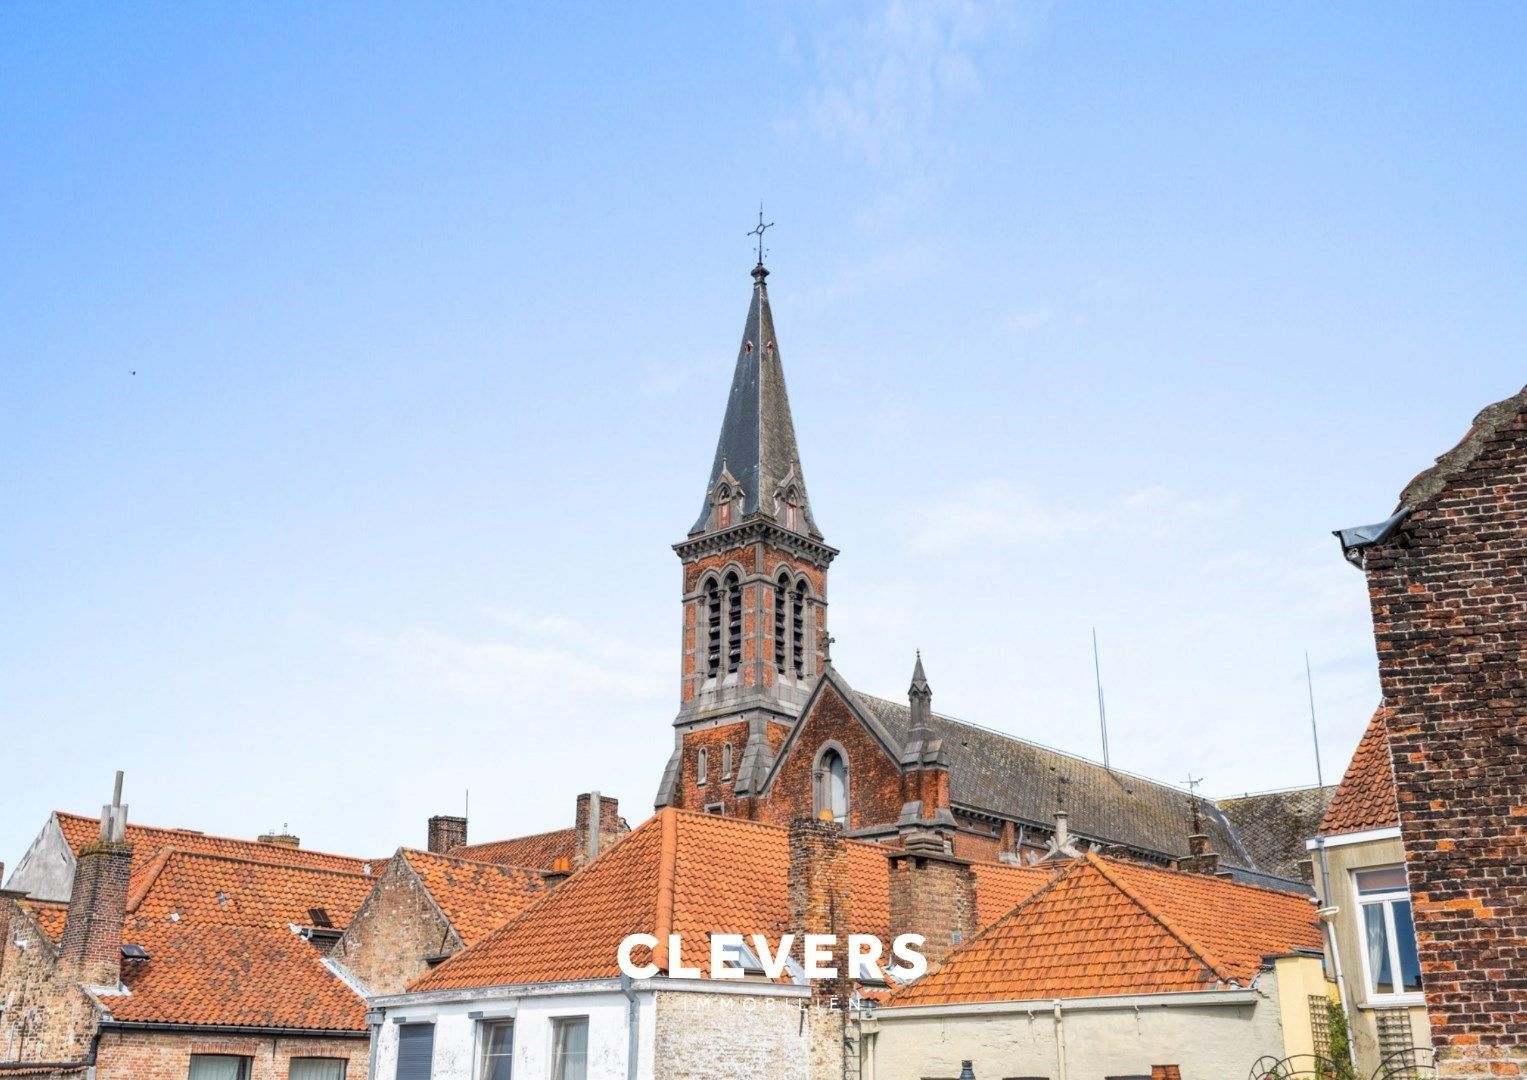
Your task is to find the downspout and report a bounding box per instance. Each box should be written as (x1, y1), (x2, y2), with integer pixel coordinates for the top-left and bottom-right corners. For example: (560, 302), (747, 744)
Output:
(1314, 836), (1357, 1071)
(1052, 999), (1067, 1080)
(365, 1010), (382, 1080)
(620, 973), (640, 1080)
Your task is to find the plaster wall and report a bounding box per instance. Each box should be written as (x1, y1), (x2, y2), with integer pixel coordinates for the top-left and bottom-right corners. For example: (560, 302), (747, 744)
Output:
(1311, 835), (1431, 1073)
(867, 984), (1287, 1080)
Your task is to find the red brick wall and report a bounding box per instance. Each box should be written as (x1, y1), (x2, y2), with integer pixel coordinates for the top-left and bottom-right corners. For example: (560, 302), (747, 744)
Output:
(887, 845), (977, 966)
(95, 1028), (367, 1080)
(329, 855), (454, 996)
(757, 680), (904, 830)
(58, 841), (132, 986)
(1361, 396), (1527, 1071)
(673, 722), (753, 813)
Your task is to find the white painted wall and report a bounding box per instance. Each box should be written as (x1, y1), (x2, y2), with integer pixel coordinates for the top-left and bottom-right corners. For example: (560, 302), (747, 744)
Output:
(372, 983), (655, 1080)
(5, 815), (77, 902)
(867, 982), (1289, 1080)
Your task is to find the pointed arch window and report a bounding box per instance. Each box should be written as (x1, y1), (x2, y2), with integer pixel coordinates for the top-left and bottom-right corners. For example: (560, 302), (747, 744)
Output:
(725, 571), (742, 674)
(782, 487), (800, 531)
(696, 748), (709, 787)
(704, 576), (722, 678)
(722, 743), (733, 780)
(815, 747), (848, 824)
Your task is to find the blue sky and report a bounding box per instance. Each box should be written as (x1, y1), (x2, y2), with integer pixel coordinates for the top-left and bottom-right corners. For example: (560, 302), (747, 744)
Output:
(3, 3), (1524, 867)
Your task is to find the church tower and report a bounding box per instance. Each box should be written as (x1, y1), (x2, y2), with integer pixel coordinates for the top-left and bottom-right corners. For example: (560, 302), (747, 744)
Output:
(654, 259), (837, 814)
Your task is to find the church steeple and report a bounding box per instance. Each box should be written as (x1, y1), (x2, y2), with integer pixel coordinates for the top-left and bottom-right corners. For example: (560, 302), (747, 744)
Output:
(658, 258), (838, 814)
(688, 262), (822, 540)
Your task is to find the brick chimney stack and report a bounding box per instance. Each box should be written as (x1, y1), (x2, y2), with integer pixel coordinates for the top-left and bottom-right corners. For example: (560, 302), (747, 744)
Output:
(574, 792), (625, 865)
(1181, 831), (1221, 876)
(788, 816), (853, 1080)
(887, 830), (977, 967)
(257, 823), (301, 848)
(428, 815), (468, 854)
(59, 772), (134, 987)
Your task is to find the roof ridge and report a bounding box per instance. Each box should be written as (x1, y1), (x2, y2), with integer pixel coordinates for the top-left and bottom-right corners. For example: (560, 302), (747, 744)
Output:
(1084, 854), (1235, 985)
(400, 848), (546, 876)
(1107, 851), (1325, 904)
(126, 847), (176, 913)
(455, 824), (575, 848)
(128, 845), (376, 883)
(853, 693), (1200, 797)
(54, 811), (369, 865)
(662, 806), (905, 859)
(653, 808), (678, 973)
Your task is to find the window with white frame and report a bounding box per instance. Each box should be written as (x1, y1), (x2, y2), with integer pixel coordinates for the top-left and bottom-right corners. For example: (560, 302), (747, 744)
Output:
(188, 1057), (252, 1080)
(475, 1018), (513, 1080)
(1355, 865), (1422, 1001)
(550, 1017), (589, 1080)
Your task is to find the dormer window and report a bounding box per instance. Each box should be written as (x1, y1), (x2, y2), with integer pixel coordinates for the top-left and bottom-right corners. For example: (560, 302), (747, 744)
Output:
(714, 483), (734, 529)
(781, 486), (800, 531)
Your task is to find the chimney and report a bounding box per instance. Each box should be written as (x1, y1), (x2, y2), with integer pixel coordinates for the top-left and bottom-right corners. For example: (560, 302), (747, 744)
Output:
(788, 816), (852, 1080)
(574, 792), (625, 865)
(1181, 832), (1221, 876)
(59, 772), (134, 987)
(428, 815), (468, 854)
(1151, 1067), (1182, 1080)
(543, 857), (573, 889)
(257, 826), (301, 848)
(887, 830), (977, 967)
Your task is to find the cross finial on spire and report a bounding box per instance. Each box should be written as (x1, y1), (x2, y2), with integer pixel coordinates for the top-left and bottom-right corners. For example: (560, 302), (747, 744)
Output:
(747, 204), (774, 268)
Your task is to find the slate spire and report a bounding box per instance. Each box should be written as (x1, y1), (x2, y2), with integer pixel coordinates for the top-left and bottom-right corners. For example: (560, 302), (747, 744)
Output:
(688, 263), (821, 539)
(909, 651), (933, 731)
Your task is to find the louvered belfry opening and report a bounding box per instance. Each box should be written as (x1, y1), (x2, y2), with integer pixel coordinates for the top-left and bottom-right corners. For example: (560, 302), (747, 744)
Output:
(774, 572), (789, 673)
(705, 576), (722, 677)
(725, 570), (742, 672)
(791, 582), (806, 677)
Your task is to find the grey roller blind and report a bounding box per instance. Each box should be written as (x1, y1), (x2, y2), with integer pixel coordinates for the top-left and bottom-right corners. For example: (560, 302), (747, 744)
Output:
(396, 1024), (435, 1080)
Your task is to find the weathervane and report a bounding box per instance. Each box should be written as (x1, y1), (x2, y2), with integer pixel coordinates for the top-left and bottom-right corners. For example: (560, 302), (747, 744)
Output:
(747, 204), (774, 266)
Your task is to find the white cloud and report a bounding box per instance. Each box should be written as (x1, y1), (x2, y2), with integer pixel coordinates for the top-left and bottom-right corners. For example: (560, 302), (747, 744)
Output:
(905, 478), (1239, 550)
(342, 610), (670, 706)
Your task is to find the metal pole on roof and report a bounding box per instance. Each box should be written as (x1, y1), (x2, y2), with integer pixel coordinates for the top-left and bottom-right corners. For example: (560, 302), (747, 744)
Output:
(1092, 628), (1111, 770)
(1305, 652), (1326, 789)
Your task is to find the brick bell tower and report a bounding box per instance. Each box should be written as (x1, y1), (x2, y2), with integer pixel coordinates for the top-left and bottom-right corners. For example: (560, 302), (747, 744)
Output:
(655, 257), (837, 816)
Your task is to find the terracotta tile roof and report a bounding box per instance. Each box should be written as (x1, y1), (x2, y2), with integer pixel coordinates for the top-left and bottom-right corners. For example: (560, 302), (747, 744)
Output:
(17, 900), (68, 944)
(123, 849), (374, 930)
(400, 849), (549, 947)
(87, 850), (374, 1033)
(1319, 706), (1400, 835)
(53, 812), (375, 879)
(102, 924), (366, 1032)
(969, 861), (1053, 926)
(888, 853), (1321, 1007)
(414, 810), (896, 991)
(448, 827), (579, 870)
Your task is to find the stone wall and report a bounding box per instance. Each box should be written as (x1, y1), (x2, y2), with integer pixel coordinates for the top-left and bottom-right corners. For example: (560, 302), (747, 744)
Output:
(330, 854), (456, 996)
(0, 896), (101, 1065)
(653, 990), (809, 1080)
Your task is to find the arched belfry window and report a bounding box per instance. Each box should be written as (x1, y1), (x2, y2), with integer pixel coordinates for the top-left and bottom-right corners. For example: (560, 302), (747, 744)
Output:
(704, 576), (722, 678)
(725, 571), (742, 674)
(815, 747), (848, 824)
(774, 571), (791, 674)
(791, 580), (807, 678)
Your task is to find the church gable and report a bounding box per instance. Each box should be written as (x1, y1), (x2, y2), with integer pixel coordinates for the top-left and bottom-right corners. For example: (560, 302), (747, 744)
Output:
(756, 669), (906, 832)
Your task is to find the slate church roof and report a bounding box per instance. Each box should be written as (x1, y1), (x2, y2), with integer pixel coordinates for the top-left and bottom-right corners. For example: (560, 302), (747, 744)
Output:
(688, 264), (820, 538)
(853, 690), (1252, 869)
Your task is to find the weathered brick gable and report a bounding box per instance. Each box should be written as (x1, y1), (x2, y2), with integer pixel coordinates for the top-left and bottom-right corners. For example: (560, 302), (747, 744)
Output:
(1357, 386), (1527, 1070)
